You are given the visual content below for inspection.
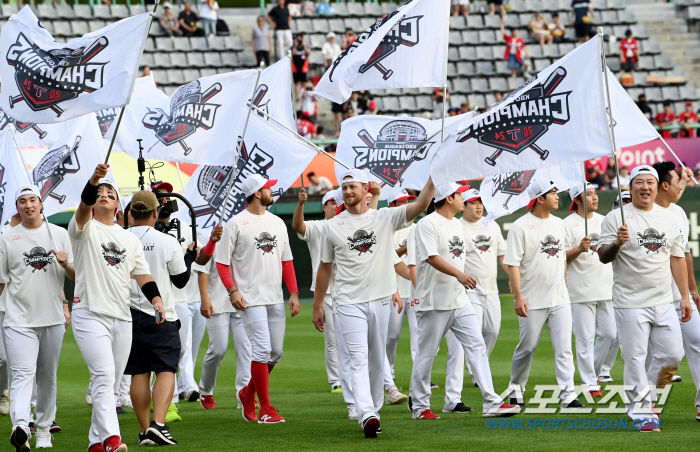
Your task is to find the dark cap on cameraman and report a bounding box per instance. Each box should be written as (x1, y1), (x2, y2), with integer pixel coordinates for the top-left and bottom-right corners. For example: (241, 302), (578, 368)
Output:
(131, 190), (159, 213)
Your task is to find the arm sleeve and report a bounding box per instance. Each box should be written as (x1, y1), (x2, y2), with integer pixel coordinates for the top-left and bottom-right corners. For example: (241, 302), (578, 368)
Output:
(282, 260), (298, 293)
(415, 222), (438, 262)
(216, 262), (235, 290)
(503, 224), (524, 267)
(496, 223), (507, 256)
(598, 213), (618, 247)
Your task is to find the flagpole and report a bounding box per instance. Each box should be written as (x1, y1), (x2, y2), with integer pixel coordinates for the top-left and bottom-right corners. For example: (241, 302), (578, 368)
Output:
(175, 162), (186, 191)
(582, 162), (588, 243)
(288, 51), (298, 123)
(598, 28), (625, 226)
(218, 62), (265, 223)
(8, 126), (58, 250)
(441, 2), (449, 142)
(656, 136), (698, 184)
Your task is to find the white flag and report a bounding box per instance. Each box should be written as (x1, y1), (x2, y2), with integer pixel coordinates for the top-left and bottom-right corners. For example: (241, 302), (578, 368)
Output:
(480, 162), (584, 224)
(174, 114), (317, 236)
(0, 131), (32, 227)
(1, 7), (150, 123)
(334, 114), (463, 201)
(314, 0), (449, 104)
(606, 67), (659, 148)
(431, 36), (611, 186)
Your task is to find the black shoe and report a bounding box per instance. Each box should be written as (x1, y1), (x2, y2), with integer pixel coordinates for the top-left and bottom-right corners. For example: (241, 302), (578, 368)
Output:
(376, 427), (382, 434)
(178, 391), (186, 401)
(145, 421), (178, 445)
(28, 422), (35, 434)
(186, 390), (200, 402)
(444, 402), (473, 413)
(10, 427), (30, 452)
(49, 421), (61, 433)
(430, 381), (439, 389)
(138, 431), (156, 446)
(362, 417), (380, 438)
(563, 398), (586, 409)
(473, 381), (479, 388)
(509, 397), (525, 407)
(407, 396), (413, 412)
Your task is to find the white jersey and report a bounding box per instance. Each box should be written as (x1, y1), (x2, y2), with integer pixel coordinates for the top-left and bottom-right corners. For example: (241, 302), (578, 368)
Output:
(460, 217), (506, 296)
(503, 212), (569, 310)
(563, 212), (614, 303)
(298, 219), (330, 294)
(664, 203), (691, 302)
(168, 221), (204, 304)
(128, 226), (187, 321)
(414, 212), (468, 312)
(69, 217), (151, 321)
(0, 223), (72, 327)
(599, 203), (685, 309)
(0, 224), (12, 312)
(193, 255), (234, 314)
(321, 205), (408, 306)
(394, 224), (413, 299)
(215, 209), (292, 307)
(406, 225), (418, 301)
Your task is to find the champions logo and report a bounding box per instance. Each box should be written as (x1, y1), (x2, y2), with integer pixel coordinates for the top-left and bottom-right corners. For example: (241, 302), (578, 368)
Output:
(540, 235), (562, 258)
(96, 107), (121, 137)
(354, 120), (435, 187)
(143, 80), (222, 156)
(101, 242), (126, 268)
(448, 236), (464, 259)
(637, 228), (666, 253)
(23, 247), (54, 272)
(456, 68), (571, 167)
(473, 235), (492, 253)
(6, 33), (108, 117)
(33, 136), (81, 205)
(255, 232), (277, 254)
(0, 107), (47, 138)
(490, 170), (536, 210)
(590, 232), (600, 253)
(348, 230), (376, 255)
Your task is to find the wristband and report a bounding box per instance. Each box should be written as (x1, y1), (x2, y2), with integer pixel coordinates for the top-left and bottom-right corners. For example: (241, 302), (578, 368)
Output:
(202, 238), (216, 256)
(81, 181), (99, 206)
(62, 299), (69, 305)
(228, 287), (238, 296)
(141, 281), (161, 304)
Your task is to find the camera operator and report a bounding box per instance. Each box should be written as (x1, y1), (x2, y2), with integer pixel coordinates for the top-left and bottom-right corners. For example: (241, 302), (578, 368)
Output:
(125, 190), (197, 446)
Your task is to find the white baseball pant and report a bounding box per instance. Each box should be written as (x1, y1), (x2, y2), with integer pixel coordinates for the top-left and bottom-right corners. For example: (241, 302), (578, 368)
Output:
(275, 29), (293, 61)
(465, 293), (502, 383)
(386, 297), (408, 380)
(444, 330), (465, 410)
(0, 311), (9, 396)
(322, 295), (340, 387)
(332, 310), (356, 413)
(72, 309), (132, 446)
(118, 375), (130, 405)
(383, 352), (394, 390)
(240, 304), (286, 365)
(173, 302), (191, 403)
(5, 325), (64, 431)
(406, 301), (418, 362)
(199, 312), (252, 394)
(570, 299), (617, 389)
(599, 335), (619, 377)
(178, 301), (206, 395)
(410, 304), (503, 414)
(335, 298), (391, 425)
(508, 304), (576, 404)
(615, 303), (684, 420)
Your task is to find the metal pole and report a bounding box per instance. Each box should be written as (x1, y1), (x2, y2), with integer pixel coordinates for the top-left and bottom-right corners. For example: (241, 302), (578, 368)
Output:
(175, 162), (186, 191)
(441, 0), (449, 143)
(104, 106), (125, 164)
(218, 62), (265, 223)
(582, 162), (588, 241)
(657, 135), (698, 184)
(441, 84), (447, 142)
(288, 51), (298, 123)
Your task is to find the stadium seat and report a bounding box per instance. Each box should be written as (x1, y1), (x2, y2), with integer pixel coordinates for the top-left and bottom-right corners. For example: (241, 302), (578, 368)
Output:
(382, 2), (397, 15)
(607, 57), (621, 72)
(468, 94), (486, 109)
(312, 18), (329, 33)
(642, 39), (662, 55)
(655, 54), (673, 70)
(450, 15), (467, 30)
(110, 4), (129, 19)
(344, 18), (361, 32)
(495, 61), (511, 76)
(144, 38), (156, 52)
(183, 69), (201, 83)
(222, 52), (240, 67)
(662, 87), (681, 102)
(529, 45), (544, 58)
(451, 94), (467, 108)
(186, 52), (205, 66)
(190, 37), (207, 49)
(207, 36), (226, 51)
(462, 30), (480, 44)
(601, 11), (618, 25)
(525, 0), (543, 13)
(153, 53), (172, 68)
(447, 63), (458, 78)
(91, 4), (111, 20)
(71, 21), (89, 36)
(73, 4), (92, 20)
(457, 61), (475, 74)
(399, 96), (417, 112)
(130, 4), (147, 15)
(630, 24), (648, 39)
(416, 96), (433, 111)
(170, 52), (189, 68)
(450, 31), (464, 46)
(239, 53), (257, 67)
(347, 3), (365, 17)
(478, 30), (497, 45)
(37, 4), (56, 19)
(150, 21), (166, 37)
(542, 0), (559, 12)
(619, 10), (637, 25)
(200, 68), (218, 77)
(490, 78), (508, 92)
(645, 86), (662, 100)
(382, 97), (400, 112)
(360, 17), (376, 30)
(52, 21), (72, 37)
(476, 46), (493, 61)
(332, 3), (348, 16)
(295, 18), (312, 32)
(449, 47), (460, 62)
(88, 20), (107, 33)
(204, 53), (224, 68)
(459, 46), (477, 61)
(140, 53), (155, 67)
(484, 15), (501, 29)
(167, 69), (186, 85)
(54, 4), (76, 19)
(309, 52), (324, 67)
(365, 2), (382, 16)
(466, 16), (484, 29)
(453, 78), (471, 93)
(508, 77), (526, 90)
(542, 44), (559, 58)
(329, 19), (345, 33)
(173, 37), (191, 52)
(679, 85), (699, 101)
(637, 55), (655, 71)
(310, 34), (325, 49)
(607, 0), (625, 9)
(471, 78), (489, 94)
(156, 37), (175, 52)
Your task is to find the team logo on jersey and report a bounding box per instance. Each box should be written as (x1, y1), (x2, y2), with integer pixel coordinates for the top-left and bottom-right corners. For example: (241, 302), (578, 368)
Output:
(347, 230), (376, 255)
(255, 232), (277, 254)
(448, 236), (464, 259)
(637, 228), (666, 253)
(33, 136), (81, 205)
(101, 242), (126, 267)
(96, 106), (121, 137)
(456, 68), (571, 167)
(23, 247), (54, 272)
(589, 232), (599, 253)
(6, 33), (109, 117)
(353, 120), (435, 187)
(143, 80), (222, 156)
(490, 170), (536, 210)
(473, 235), (492, 253)
(329, 2), (420, 82)
(540, 235), (562, 258)
(0, 107), (47, 138)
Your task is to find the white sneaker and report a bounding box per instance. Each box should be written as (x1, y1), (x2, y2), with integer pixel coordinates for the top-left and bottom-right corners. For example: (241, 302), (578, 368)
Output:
(85, 389), (92, 406)
(672, 375), (682, 382)
(119, 396), (133, 409)
(0, 392), (9, 415)
(348, 407), (358, 420)
(35, 429), (52, 448)
(385, 385), (408, 405)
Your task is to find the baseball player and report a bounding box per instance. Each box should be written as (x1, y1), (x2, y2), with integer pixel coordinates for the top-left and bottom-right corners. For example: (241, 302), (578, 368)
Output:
(70, 164), (166, 452)
(125, 190), (197, 446)
(409, 182), (520, 420)
(598, 165), (690, 430)
(648, 162), (700, 420)
(563, 182), (615, 398)
(312, 169), (435, 438)
(504, 178), (583, 408)
(0, 187), (73, 450)
(216, 174), (301, 424)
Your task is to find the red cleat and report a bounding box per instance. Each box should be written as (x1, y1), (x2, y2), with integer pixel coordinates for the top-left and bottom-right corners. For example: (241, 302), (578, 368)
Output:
(103, 435), (127, 452)
(588, 390), (603, 398)
(88, 443), (105, 452)
(362, 416), (380, 438)
(639, 419), (661, 432)
(413, 409), (441, 420)
(258, 406), (285, 424)
(483, 403), (522, 418)
(237, 389), (258, 422)
(200, 395), (216, 410)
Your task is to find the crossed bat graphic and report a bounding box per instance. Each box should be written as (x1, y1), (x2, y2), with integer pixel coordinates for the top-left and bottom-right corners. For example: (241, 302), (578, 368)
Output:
(36, 136), (81, 204)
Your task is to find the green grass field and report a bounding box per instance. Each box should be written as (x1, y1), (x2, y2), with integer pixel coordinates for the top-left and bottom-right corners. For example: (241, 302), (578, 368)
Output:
(3, 296), (699, 451)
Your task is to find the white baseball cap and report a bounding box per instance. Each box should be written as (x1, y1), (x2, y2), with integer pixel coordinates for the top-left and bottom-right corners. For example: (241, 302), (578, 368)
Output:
(525, 178), (556, 209)
(615, 190), (631, 204)
(630, 165), (658, 182)
(326, 31), (336, 39)
(98, 178), (120, 200)
(568, 182), (595, 211)
(388, 189), (416, 204)
(242, 174), (277, 198)
(14, 186), (42, 203)
(340, 168), (369, 185)
(322, 191), (336, 205)
(462, 188), (481, 203)
(434, 182), (470, 203)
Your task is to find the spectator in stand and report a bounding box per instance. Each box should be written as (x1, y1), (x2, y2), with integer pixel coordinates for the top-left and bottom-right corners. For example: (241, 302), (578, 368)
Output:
(488, 0), (506, 17)
(602, 156), (616, 189)
(586, 158), (605, 187)
(619, 29), (639, 73)
(495, 91), (504, 102)
(501, 19), (531, 79)
(611, 166), (631, 190)
(365, 99), (378, 115)
(549, 13), (566, 43)
(306, 172), (333, 195)
(571, 0), (594, 43)
(179, 2), (200, 37)
(452, 0), (469, 17)
(252, 15), (272, 67)
(694, 169), (700, 185)
(267, 0), (293, 61)
(316, 126), (326, 141)
(529, 13), (553, 45)
(300, 81), (318, 124)
(342, 28), (357, 50)
(460, 101), (471, 115)
(332, 101), (343, 136)
(142, 66), (152, 78)
(655, 102), (676, 138)
(322, 32), (342, 69)
(159, 3), (182, 37)
(432, 87), (450, 119)
(448, 107), (459, 116)
(357, 91), (371, 112)
(679, 101), (697, 138)
(636, 93), (653, 121)
(200, 0), (219, 38)
(291, 34), (311, 100)
(297, 112), (316, 140)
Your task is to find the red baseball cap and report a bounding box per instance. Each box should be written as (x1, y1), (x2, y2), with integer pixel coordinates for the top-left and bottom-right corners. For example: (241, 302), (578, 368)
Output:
(525, 179), (556, 209)
(388, 189), (416, 203)
(434, 182), (470, 202)
(153, 182), (174, 193)
(568, 182), (594, 211)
